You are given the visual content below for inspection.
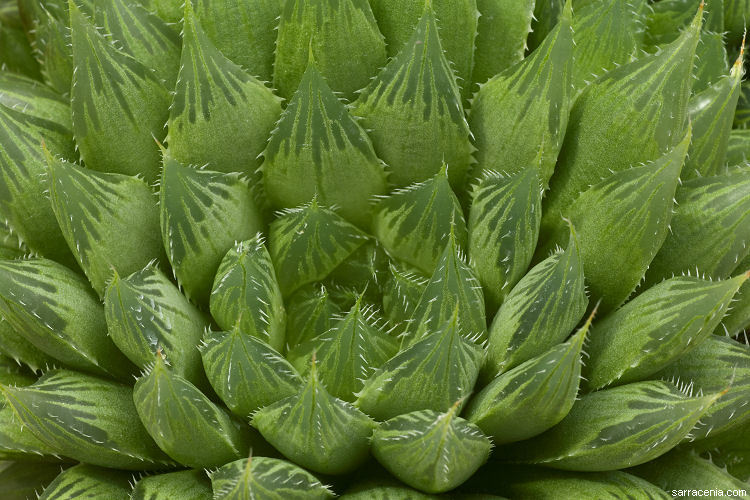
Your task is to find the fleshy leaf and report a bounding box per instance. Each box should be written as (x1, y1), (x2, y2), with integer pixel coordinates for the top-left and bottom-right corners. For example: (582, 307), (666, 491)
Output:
(210, 456), (334, 500)
(542, 130), (690, 313)
(104, 266), (210, 389)
(288, 296), (398, 402)
(324, 241), (390, 300)
(268, 199), (368, 297)
(583, 273), (748, 391)
(284, 285), (341, 350)
(200, 327), (302, 418)
(381, 263), (428, 336)
(645, 167), (750, 284)
(132, 470), (213, 500)
(0, 369), (173, 469)
(0, 403), (64, 461)
(484, 227), (587, 378)
(502, 380), (719, 471)
(0, 258), (136, 380)
(472, 0), (534, 85)
(726, 129), (750, 166)
(210, 237), (286, 351)
(655, 336), (750, 442)
(133, 353), (253, 468)
(373, 170), (467, 275)
(526, 0), (563, 52)
(469, 168), (542, 313)
(351, 3), (473, 188)
(252, 361), (376, 475)
(166, 2), (281, 178)
(369, 0), (478, 96)
(262, 60), (387, 228)
(0, 72), (72, 130)
(69, 0), (170, 184)
(34, 9), (74, 95)
(273, 0), (386, 101)
(38, 464), (132, 500)
(406, 230), (486, 346)
(719, 254), (750, 336)
(0, 220), (27, 260)
(469, 0), (573, 188)
(46, 155), (163, 297)
(723, 0), (748, 45)
(371, 407), (492, 494)
(0, 462), (61, 500)
(356, 309), (483, 421)
(159, 154), (264, 304)
(0, 316), (57, 373)
(466, 320), (588, 444)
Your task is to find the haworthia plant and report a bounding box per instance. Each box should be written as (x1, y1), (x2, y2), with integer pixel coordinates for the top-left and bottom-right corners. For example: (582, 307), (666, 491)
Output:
(38, 464), (132, 500)
(210, 456), (334, 500)
(283, 284), (341, 349)
(371, 407), (492, 493)
(132, 469), (213, 500)
(0, 369), (173, 469)
(352, 3), (472, 188)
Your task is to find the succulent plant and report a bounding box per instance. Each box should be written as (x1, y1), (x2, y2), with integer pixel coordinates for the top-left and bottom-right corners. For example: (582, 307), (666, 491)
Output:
(0, 0), (748, 497)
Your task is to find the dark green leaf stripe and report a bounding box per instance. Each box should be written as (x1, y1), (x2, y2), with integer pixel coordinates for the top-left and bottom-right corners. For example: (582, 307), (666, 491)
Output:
(211, 456), (334, 500)
(0, 315), (57, 373)
(34, 8), (75, 95)
(159, 153), (264, 304)
(0, 258), (136, 380)
(469, 168), (542, 313)
(0, 71), (72, 130)
(0, 404), (63, 461)
(373, 169), (467, 276)
(268, 199), (368, 296)
(46, 155), (164, 296)
(132, 470), (213, 500)
(263, 59), (387, 229)
(352, 3), (472, 188)
(324, 241), (390, 300)
(104, 265), (210, 389)
(0, 369), (173, 469)
(526, 0), (563, 52)
(167, 2), (281, 178)
(133, 354), (253, 468)
(381, 262), (428, 336)
(252, 361), (376, 475)
(210, 236), (286, 351)
(470, 0), (573, 187)
(38, 464), (132, 500)
(283, 285), (341, 350)
(69, 0), (170, 184)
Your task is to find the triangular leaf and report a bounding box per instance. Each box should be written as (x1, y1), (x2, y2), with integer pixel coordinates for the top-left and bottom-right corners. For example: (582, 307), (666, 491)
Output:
(284, 285), (341, 350)
(381, 262), (428, 336)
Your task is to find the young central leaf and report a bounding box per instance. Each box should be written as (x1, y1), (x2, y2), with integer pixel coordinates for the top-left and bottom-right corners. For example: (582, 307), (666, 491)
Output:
(262, 60), (387, 229)
(373, 169), (467, 276)
(167, 2), (281, 179)
(284, 285), (341, 349)
(159, 153), (264, 305)
(469, 0), (573, 188)
(351, 3), (472, 188)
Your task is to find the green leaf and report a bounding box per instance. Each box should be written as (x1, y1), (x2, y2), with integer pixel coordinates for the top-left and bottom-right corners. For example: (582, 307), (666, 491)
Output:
(466, 319), (588, 444)
(0, 404), (64, 461)
(373, 169), (467, 276)
(210, 456), (334, 500)
(542, 130), (690, 313)
(324, 241), (390, 301)
(268, 199), (368, 297)
(262, 59), (387, 228)
(46, 156), (164, 297)
(210, 237), (286, 351)
(726, 129), (750, 166)
(288, 295), (398, 402)
(159, 153), (264, 304)
(543, 6), (700, 233)
(0, 316), (57, 373)
(369, 0), (477, 96)
(0, 461), (62, 500)
(469, 168), (542, 313)
(381, 262), (428, 337)
(469, 1), (573, 188)
(502, 380), (720, 471)
(0, 72), (72, 131)
(104, 265), (210, 389)
(283, 285), (341, 350)
(193, 0), (280, 83)
(351, 3), (472, 188)
(200, 327), (302, 418)
(252, 361), (376, 475)
(0, 369), (173, 469)
(34, 9), (74, 95)
(719, 255), (750, 336)
(691, 420), (750, 482)
(654, 336), (750, 442)
(583, 273), (748, 391)
(38, 464), (132, 500)
(0, 220), (26, 261)
(645, 167), (750, 285)
(132, 470), (212, 500)
(735, 81), (750, 129)
(0, 24), (42, 81)
(471, 0), (534, 85)
(133, 354), (253, 468)
(166, 2), (281, 179)
(371, 407), (492, 494)
(273, 0), (386, 101)
(357, 308), (483, 421)
(484, 227), (587, 378)
(723, 0), (749, 45)
(151, 0), (181, 22)
(69, 0), (170, 184)
(630, 450), (750, 498)
(526, 0), (563, 52)
(0, 258), (136, 380)
(571, 0), (647, 89)
(341, 478), (441, 499)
